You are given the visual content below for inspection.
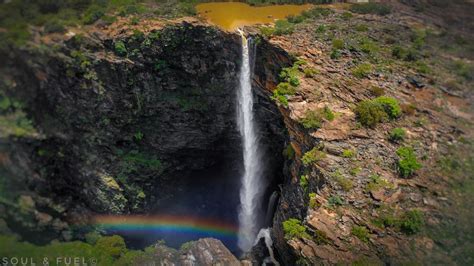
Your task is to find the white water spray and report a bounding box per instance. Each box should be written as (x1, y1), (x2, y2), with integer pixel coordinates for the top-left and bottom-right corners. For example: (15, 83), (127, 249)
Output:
(237, 30), (265, 252)
(255, 228), (280, 266)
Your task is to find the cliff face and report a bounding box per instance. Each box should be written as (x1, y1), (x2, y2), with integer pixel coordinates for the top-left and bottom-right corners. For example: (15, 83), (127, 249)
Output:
(0, 22), (290, 246)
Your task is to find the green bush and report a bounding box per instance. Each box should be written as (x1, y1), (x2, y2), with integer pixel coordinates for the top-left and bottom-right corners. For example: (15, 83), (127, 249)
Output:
(328, 195), (343, 207)
(95, 235), (126, 258)
(300, 107), (334, 129)
(330, 49), (342, 59)
(374, 96), (401, 119)
(279, 66), (300, 86)
(396, 147), (422, 177)
(274, 20), (294, 35)
(342, 149), (355, 158)
(389, 127), (406, 142)
(302, 148), (326, 166)
(114, 41), (127, 56)
(283, 218), (310, 240)
(400, 209), (424, 234)
(351, 63), (373, 78)
(355, 100), (388, 128)
(351, 226), (369, 243)
(349, 3), (392, 16)
(260, 26), (275, 38)
(359, 37), (379, 54)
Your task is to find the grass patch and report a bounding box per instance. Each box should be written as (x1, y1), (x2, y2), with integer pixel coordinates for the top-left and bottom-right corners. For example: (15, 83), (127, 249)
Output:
(300, 107), (334, 129)
(332, 170), (353, 191)
(351, 225), (370, 243)
(365, 174), (391, 192)
(302, 148), (326, 166)
(351, 63), (373, 78)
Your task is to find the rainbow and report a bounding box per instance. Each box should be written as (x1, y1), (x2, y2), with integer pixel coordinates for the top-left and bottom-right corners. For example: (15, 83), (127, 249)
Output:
(92, 215), (239, 238)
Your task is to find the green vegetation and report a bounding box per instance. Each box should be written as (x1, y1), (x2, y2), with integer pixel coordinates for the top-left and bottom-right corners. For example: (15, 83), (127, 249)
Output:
(396, 146), (421, 178)
(303, 67), (319, 78)
(351, 225), (369, 243)
(300, 175), (309, 191)
(309, 192), (318, 209)
(355, 96), (401, 128)
(133, 131), (144, 142)
(342, 149), (355, 158)
(332, 39), (345, 50)
(351, 63), (373, 78)
(274, 19), (295, 35)
(0, 235), (144, 265)
(389, 127), (406, 143)
(349, 3), (391, 16)
(328, 195), (343, 207)
(332, 170), (353, 191)
(355, 100), (387, 128)
(300, 107), (334, 129)
(114, 41), (127, 56)
(365, 174), (391, 192)
(341, 11), (353, 20)
(283, 218), (310, 240)
(272, 62), (301, 106)
(0, 0), (198, 47)
(400, 209), (424, 234)
(302, 147), (326, 166)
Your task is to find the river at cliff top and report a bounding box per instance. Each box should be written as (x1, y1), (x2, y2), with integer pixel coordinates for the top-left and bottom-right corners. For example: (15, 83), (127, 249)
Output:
(196, 2), (313, 30)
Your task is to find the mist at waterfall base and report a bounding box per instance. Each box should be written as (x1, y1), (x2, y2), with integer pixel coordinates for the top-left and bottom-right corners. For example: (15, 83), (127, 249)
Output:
(103, 160), (242, 253)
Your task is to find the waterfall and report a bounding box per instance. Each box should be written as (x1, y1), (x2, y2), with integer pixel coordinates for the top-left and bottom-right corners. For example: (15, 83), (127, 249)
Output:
(255, 228), (280, 266)
(236, 30), (265, 252)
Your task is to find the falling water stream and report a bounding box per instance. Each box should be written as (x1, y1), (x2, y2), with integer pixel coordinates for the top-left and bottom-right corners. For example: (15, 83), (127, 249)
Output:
(236, 30), (265, 252)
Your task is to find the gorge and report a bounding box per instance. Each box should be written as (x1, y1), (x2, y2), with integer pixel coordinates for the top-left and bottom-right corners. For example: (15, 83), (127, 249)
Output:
(1, 1), (473, 265)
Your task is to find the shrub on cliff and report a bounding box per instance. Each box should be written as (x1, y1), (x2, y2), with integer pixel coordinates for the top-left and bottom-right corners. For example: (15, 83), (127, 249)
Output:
(389, 127), (406, 143)
(355, 96), (401, 127)
(302, 148), (326, 166)
(375, 96), (401, 119)
(396, 146), (422, 177)
(114, 41), (127, 56)
(283, 218), (310, 240)
(400, 209), (424, 234)
(300, 107), (334, 129)
(355, 100), (388, 128)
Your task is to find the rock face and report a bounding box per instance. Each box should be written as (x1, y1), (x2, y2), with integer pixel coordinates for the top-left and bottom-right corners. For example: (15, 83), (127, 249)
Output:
(0, 22), (290, 244)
